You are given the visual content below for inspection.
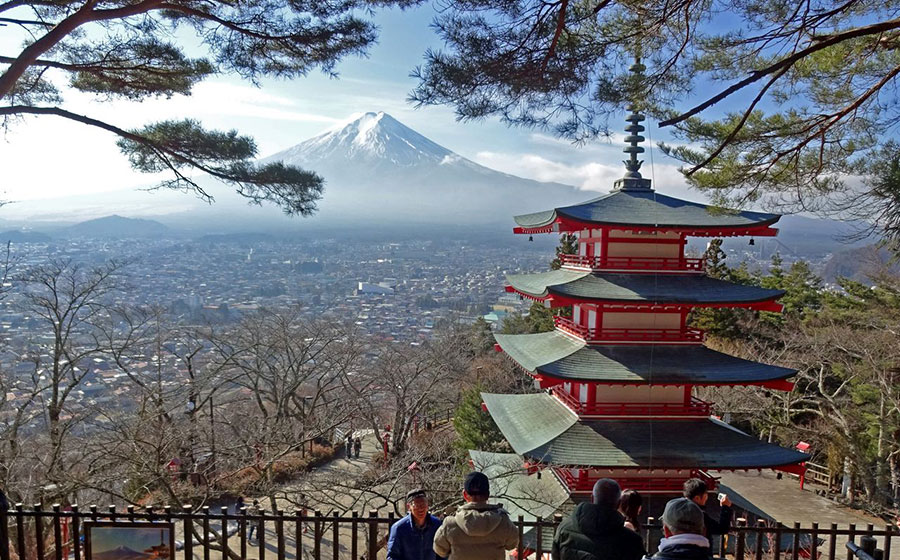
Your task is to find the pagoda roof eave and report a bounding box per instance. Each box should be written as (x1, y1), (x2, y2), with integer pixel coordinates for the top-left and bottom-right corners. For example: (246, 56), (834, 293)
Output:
(512, 191), (781, 235)
(493, 331), (797, 386)
(482, 392), (810, 470)
(505, 270), (786, 307)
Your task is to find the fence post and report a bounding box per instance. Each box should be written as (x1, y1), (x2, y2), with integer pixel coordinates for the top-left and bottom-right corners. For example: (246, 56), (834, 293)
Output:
(183, 504), (194, 560)
(202, 505), (211, 560)
(14, 504), (24, 560)
(52, 503), (62, 560)
(516, 515), (524, 560)
(884, 524), (892, 560)
(735, 518), (746, 560)
(0, 496), (8, 560)
(829, 523), (838, 560)
(34, 503), (45, 560)
(314, 510), (322, 560)
(774, 523), (784, 560)
(811, 523), (819, 560)
(333, 510), (341, 560)
(295, 509), (303, 560)
(755, 519), (765, 560)
(536, 516), (544, 558)
(848, 525), (857, 560)
(221, 506), (229, 560)
(351, 511), (360, 560)
(72, 504), (81, 560)
(792, 522), (801, 560)
(367, 510), (378, 560)
(257, 506), (266, 560)
(276, 509), (285, 560)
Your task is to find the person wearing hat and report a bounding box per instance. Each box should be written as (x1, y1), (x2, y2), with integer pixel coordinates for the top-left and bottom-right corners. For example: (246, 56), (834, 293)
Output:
(433, 471), (517, 560)
(552, 479), (645, 560)
(388, 489), (444, 560)
(645, 498), (710, 560)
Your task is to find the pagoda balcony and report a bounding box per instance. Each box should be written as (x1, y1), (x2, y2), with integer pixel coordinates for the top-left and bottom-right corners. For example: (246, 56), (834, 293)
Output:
(559, 254), (705, 273)
(552, 388), (713, 418)
(553, 316), (705, 344)
(552, 467), (717, 495)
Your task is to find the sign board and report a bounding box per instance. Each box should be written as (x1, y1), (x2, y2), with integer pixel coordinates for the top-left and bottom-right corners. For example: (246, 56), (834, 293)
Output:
(85, 521), (175, 560)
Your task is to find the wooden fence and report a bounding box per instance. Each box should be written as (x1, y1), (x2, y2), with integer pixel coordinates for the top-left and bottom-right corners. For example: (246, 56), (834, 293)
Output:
(0, 505), (894, 560)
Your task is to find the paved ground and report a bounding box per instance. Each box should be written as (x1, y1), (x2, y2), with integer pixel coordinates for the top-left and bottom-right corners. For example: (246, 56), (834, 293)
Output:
(720, 470), (892, 555)
(719, 470), (885, 527)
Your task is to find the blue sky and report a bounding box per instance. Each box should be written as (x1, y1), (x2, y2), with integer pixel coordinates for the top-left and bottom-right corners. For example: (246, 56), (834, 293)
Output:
(0, 3), (697, 211)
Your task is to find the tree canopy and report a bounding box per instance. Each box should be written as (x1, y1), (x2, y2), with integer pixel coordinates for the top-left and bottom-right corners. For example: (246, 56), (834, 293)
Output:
(411, 0), (900, 241)
(1, 0), (416, 214)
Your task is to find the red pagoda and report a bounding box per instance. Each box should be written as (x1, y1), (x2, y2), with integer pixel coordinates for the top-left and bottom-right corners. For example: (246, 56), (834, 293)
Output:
(481, 58), (809, 503)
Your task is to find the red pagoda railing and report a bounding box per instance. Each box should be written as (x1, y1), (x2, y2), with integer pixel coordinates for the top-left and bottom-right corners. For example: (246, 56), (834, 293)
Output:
(554, 316), (705, 344)
(559, 254), (705, 273)
(552, 467), (718, 494)
(552, 388), (713, 417)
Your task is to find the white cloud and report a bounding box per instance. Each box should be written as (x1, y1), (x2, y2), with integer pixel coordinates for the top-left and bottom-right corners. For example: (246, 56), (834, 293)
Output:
(472, 150), (707, 201)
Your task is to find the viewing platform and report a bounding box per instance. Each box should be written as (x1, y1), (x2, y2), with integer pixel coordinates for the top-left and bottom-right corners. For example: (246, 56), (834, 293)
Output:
(559, 254), (705, 273)
(553, 316), (705, 344)
(552, 387), (712, 418)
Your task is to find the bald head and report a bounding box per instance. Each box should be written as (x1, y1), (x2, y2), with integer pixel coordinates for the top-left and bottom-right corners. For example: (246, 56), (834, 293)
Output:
(592, 478), (621, 508)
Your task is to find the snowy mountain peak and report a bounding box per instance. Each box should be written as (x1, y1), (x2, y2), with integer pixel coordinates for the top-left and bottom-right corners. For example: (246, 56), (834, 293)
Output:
(266, 111), (456, 168)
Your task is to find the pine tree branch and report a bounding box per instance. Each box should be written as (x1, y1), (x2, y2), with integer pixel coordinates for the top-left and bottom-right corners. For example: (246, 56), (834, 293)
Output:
(0, 105), (217, 192)
(660, 16), (900, 128)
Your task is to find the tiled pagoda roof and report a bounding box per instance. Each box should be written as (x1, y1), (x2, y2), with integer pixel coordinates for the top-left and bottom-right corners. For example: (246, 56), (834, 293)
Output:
(506, 269), (784, 305)
(493, 331), (796, 384)
(482, 392), (809, 469)
(514, 190), (780, 232)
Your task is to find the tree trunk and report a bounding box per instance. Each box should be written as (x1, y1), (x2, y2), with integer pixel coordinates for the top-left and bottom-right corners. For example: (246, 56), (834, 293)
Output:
(890, 454), (900, 508)
(842, 456), (854, 501)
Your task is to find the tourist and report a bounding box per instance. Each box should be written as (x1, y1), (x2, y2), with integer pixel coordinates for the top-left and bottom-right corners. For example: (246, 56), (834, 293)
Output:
(346, 433), (354, 458)
(643, 498), (710, 560)
(682, 479), (732, 538)
(388, 489), (444, 560)
(552, 479), (645, 560)
(354, 436), (362, 458)
(619, 489), (643, 533)
(433, 471), (517, 560)
(247, 499), (260, 542)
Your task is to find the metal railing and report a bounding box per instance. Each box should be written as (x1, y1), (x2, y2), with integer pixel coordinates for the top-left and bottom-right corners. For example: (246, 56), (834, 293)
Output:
(0, 505), (895, 560)
(552, 388), (712, 417)
(554, 316), (705, 344)
(559, 254), (705, 273)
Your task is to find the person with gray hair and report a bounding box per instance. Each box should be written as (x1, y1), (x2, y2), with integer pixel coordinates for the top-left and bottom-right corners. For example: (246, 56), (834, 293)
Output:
(551, 479), (645, 560)
(644, 498), (711, 560)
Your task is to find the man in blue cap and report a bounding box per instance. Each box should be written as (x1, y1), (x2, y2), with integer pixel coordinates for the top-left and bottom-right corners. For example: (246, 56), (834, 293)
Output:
(388, 489), (445, 560)
(433, 471), (518, 560)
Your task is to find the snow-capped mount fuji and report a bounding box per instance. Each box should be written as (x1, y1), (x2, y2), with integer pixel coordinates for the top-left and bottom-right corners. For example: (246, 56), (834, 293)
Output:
(275, 111), (456, 168)
(262, 111), (585, 225)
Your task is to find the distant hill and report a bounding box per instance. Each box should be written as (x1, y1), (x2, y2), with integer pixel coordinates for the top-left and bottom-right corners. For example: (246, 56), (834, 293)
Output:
(0, 230), (51, 243)
(822, 244), (900, 283)
(60, 215), (169, 238)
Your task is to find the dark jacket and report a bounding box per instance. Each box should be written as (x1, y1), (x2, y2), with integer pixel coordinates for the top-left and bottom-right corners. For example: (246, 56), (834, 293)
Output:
(704, 505), (732, 537)
(552, 503), (645, 560)
(388, 513), (444, 560)
(647, 543), (711, 560)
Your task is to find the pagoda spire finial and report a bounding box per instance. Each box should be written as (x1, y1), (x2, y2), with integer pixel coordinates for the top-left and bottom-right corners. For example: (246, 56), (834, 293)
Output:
(614, 51), (653, 192)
